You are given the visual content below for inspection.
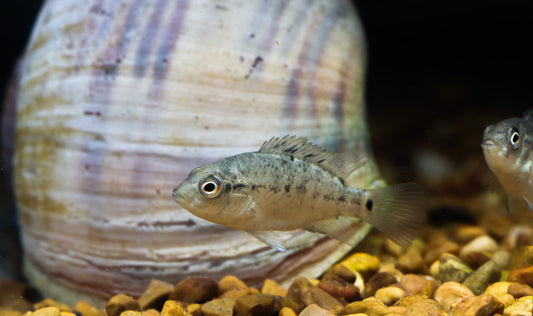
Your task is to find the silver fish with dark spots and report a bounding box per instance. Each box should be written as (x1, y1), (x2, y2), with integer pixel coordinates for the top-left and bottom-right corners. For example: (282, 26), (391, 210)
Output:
(173, 136), (426, 251)
(482, 110), (533, 212)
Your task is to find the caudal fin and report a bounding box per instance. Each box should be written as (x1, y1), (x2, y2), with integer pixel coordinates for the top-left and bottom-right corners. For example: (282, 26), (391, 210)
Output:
(364, 183), (426, 247)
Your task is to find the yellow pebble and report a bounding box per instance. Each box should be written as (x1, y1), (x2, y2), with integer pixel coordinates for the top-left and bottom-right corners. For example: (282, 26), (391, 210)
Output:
(119, 312), (142, 316)
(261, 279), (287, 297)
(186, 304), (201, 316)
(341, 253), (380, 280)
(74, 301), (103, 316)
(32, 307), (61, 316)
(160, 301), (189, 316)
(278, 307), (297, 316)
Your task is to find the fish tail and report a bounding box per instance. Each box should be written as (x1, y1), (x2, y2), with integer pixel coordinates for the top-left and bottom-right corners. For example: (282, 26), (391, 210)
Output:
(363, 183), (426, 247)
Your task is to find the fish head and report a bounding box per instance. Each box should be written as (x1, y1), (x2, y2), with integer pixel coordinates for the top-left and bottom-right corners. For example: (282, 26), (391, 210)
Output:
(482, 113), (533, 194)
(172, 165), (232, 221)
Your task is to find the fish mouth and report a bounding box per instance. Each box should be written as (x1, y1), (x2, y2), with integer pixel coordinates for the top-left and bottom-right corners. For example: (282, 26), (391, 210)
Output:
(172, 187), (185, 204)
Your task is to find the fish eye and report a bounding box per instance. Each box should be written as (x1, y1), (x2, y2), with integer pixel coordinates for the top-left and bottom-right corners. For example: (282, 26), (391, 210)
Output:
(199, 174), (224, 198)
(509, 128), (521, 147)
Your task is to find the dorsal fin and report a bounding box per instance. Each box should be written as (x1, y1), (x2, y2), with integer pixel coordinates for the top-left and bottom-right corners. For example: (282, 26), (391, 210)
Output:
(258, 135), (365, 179)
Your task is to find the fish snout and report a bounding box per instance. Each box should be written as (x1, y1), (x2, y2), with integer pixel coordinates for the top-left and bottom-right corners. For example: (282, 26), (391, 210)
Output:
(172, 186), (184, 203)
(481, 125), (496, 148)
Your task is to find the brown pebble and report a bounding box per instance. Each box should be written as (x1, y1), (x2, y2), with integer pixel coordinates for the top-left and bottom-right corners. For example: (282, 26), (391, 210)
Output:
(278, 307), (297, 316)
(74, 301), (103, 316)
(105, 294), (141, 316)
(201, 298), (234, 316)
(461, 251), (491, 269)
(399, 274), (438, 297)
(451, 294), (504, 316)
(317, 281), (361, 304)
(218, 276), (248, 293)
(394, 295), (446, 316)
(138, 279), (173, 310)
(396, 248), (426, 274)
(508, 283), (533, 298)
(508, 265), (533, 287)
(218, 289), (250, 301)
(286, 277), (313, 305)
(298, 304), (336, 316)
(261, 279), (286, 297)
(345, 297), (389, 315)
(433, 282), (474, 313)
(321, 264), (357, 284)
(32, 307), (61, 316)
(170, 277), (219, 304)
(362, 272), (398, 298)
(301, 287), (343, 314)
(160, 300), (189, 316)
(233, 294), (275, 316)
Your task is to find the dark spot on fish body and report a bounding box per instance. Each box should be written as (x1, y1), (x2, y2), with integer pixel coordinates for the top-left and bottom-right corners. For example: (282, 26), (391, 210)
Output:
(269, 185), (280, 193)
(233, 183), (246, 191)
(283, 145), (298, 154)
(338, 195), (346, 202)
(284, 184), (290, 193)
(290, 155), (294, 161)
(323, 194), (333, 201)
(304, 153), (315, 158)
(338, 177), (345, 185)
(312, 191), (320, 199)
(366, 199), (373, 211)
(296, 184), (307, 193)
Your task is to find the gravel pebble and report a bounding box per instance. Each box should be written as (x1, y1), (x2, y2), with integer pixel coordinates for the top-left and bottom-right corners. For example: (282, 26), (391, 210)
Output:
(438, 253), (473, 283)
(433, 281), (474, 313)
(31, 307), (61, 316)
(459, 235), (498, 260)
(503, 295), (533, 316)
(508, 265), (533, 287)
(301, 287), (343, 314)
(137, 280), (173, 310)
(485, 282), (516, 297)
(462, 260), (502, 295)
(508, 283), (533, 298)
(260, 279), (286, 297)
(170, 277), (218, 304)
(394, 295), (446, 316)
(374, 286), (405, 305)
(200, 298), (234, 316)
(105, 295), (140, 316)
(362, 272), (398, 298)
(399, 274), (438, 297)
(73, 301), (103, 316)
(159, 300), (188, 316)
(278, 307), (297, 316)
(345, 297), (389, 316)
(340, 253), (380, 280)
(451, 294), (504, 316)
(298, 304), (335, 316)
(218, 276), (249, 293)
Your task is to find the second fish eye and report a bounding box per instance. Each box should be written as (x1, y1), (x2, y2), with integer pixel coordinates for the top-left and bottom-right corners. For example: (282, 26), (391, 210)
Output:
(199, 174), (224, 198)
(510, 128), (521, 147)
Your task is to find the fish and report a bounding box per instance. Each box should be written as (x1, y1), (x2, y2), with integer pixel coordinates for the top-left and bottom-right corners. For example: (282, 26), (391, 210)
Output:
(482, 110), (533, 212)
(172, 135), (426, 251)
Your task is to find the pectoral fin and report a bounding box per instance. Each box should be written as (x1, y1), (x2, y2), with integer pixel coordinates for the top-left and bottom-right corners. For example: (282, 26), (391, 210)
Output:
(249, 231), (288, 252)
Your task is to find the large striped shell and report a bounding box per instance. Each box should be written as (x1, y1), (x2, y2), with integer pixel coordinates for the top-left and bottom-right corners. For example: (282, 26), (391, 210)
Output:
(13, 0), (379, 306)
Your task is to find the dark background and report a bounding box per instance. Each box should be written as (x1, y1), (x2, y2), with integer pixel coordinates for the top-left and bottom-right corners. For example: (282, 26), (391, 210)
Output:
(0, 0), (532, 280)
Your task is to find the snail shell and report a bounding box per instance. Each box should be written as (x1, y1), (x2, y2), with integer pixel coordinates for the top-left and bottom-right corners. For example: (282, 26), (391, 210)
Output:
(14, 0), (378, 306)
